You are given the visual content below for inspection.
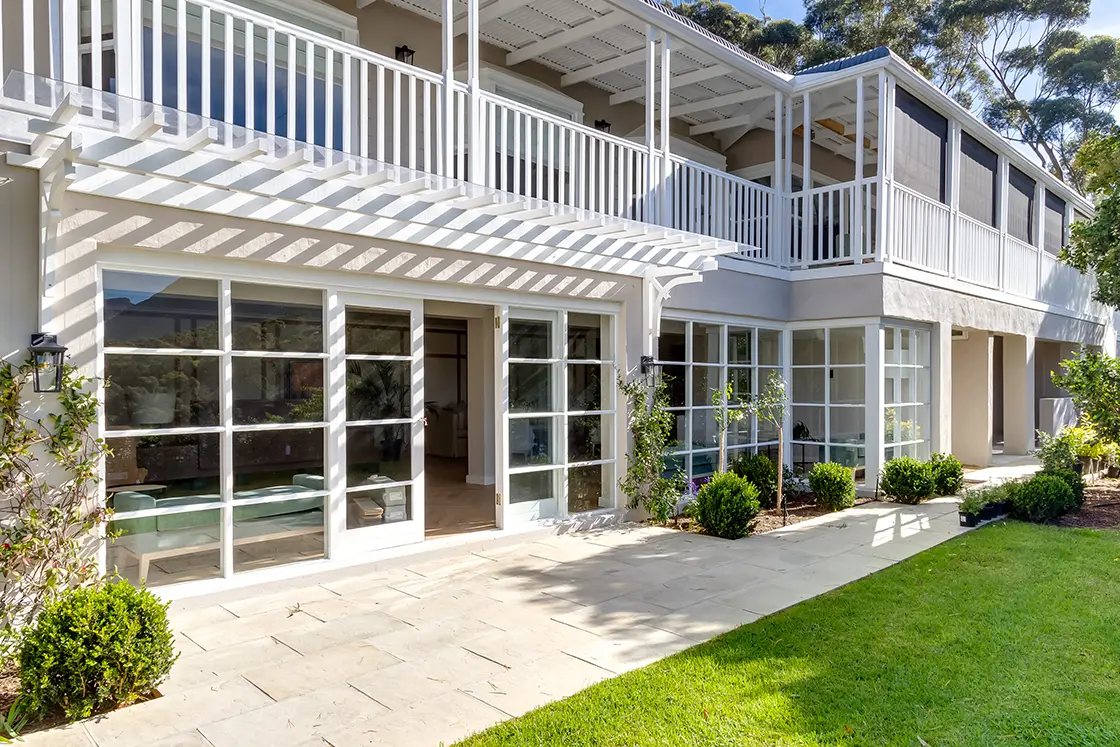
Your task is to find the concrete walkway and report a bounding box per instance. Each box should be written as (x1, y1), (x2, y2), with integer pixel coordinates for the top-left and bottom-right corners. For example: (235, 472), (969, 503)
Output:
(36, 498), (967, 747)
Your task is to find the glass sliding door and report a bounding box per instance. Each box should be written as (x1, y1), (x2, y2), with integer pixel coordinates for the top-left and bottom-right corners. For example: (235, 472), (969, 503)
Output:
(505, 308), (617, 523)
(341, 298), (424, 549)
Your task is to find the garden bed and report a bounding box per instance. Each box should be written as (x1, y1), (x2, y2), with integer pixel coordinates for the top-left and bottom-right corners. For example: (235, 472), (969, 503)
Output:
(1058, 478), (1120, 529)
(670, 494), (876, 535)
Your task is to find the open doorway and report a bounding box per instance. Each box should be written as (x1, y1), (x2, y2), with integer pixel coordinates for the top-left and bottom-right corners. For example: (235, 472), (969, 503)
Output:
(423, 303), (496, 537)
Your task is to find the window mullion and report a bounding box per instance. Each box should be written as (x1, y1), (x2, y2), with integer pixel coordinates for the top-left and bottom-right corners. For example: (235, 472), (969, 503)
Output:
(219, 279), (234, 581)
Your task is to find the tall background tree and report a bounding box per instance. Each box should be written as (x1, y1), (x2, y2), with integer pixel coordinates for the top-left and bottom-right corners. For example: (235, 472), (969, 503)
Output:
(664, 0), (1120, 193)
(1061, 127), (1120, 304)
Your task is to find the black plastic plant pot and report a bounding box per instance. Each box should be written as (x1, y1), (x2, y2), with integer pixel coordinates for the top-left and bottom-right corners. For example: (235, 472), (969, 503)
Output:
(980, 503), (998, 521)
(959, 512), (980, 527)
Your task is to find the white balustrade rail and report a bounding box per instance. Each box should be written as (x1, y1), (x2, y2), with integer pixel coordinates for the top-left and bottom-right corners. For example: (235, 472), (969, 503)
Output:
(954, 214), (1001, 289)
(1002, 236), (1038, 298)
(664, 156), (776, 261)
(890, 183), (950, 274)
(479, 92), (654, 222)
(787, 180), (876, 267)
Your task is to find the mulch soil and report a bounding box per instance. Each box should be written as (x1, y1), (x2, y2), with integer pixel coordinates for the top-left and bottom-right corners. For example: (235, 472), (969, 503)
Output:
(671, 493), (877, 535)
(1058, 479), (1120, 530)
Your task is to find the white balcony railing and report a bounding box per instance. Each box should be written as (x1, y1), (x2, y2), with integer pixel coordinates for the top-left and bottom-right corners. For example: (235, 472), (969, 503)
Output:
(888, 182), (1101, 318)
(0, 0), (779, 261)
(788, 179), (877, 267)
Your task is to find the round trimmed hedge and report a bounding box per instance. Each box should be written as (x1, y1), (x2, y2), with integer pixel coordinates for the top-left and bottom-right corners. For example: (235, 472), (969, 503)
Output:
(880, 457), (934, 504)
(689, 472), (761, 540)
(1011, 473), (1076, 523)
(809, 462), (856, 511)
(929, 452), (964, 496)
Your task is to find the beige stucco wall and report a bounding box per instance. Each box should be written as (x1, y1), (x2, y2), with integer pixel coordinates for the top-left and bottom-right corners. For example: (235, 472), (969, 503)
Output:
(951, 330), (993, 467)
(0, 142), (40, 364)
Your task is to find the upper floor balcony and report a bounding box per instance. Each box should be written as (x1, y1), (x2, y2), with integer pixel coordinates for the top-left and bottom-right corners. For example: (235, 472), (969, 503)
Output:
(0, 0), (1102, 321)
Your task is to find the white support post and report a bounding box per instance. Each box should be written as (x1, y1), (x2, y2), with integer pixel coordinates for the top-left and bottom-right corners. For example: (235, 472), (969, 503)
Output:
(644, 26), (656, 223)
(467, 0), (483, 183)
(947, 119), (961, 278)
(854, 76), (865, 259)
(800, 91), (811, 269)
(781, 328), (793, 470)
(659, 32), (671, 225)
(875, 71), (888, 263)
(772, 91), (783, 262)
(1034, 179), (1046, 291)
(931, 321), (952, 456)
(997, 154), (1009, 290)
(324, 290), (346, 559)
(218, 280), (234, 580)
(442, 0), (455, 178)
(864, 322), (884, 491)
(784, 95), (793, 266)
(494, 304), (510, 529)
(112, 0), (140, 98)
(56, 0), (80, 84)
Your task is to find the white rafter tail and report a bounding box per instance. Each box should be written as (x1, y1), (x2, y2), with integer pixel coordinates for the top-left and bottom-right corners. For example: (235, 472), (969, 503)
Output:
(318, 158), (356, 179)
(184, 126), (219, 152)
(508, 206), (553, 221)
(477, 200), (531, 216)
(40, 133), (81, 178)
(534, 212), (584, 227)
(50, 93), (79, 125)
(565, 217), (609, 231)
(228, 138), (268, 163)
(350, 169), (393, 188)
(451, 194), (498, 210)
(382, 177), (431, 196)
(272, 149), (313, 171)
(425, 185), (467, 203)
(28, 118), (70, 138)
(125, 111), (168, 141)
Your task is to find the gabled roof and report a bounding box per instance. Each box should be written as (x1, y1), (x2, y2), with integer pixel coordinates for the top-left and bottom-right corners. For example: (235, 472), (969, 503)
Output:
(796, 46), (891, 76)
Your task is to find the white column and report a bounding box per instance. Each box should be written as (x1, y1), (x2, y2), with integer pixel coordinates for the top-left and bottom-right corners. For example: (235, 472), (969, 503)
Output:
(997, 154), (1009, 290)
(951, 330), (994, 467)
(800, 92), (811, 268)
(493, 304), (510, 528)
(784, 95), (793, 266)
(112, 0), (140, 97)
(854, 77), (865, 258)
(879, 74), (897, 263)
(219, 280), (234, 579)
(864, 322), (884, 489)
(324, 290), (347, 559)
(781, 328), (793, 469)
(659, 32), (672, 224)
(875, 71), (887, 263)
(1034, 179), (1046, 291)
(1003, 334), (1036, 455)
(644, 26), (656, 222)
(947, 119), (961, 278)
(467, 0), (483, 183)
(441, 0), (455, 178)
(772, 91), (783, 262)
(931, 321), (952, 455)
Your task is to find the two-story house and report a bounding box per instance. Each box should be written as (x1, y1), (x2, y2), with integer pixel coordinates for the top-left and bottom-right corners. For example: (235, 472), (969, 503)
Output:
(0, 0), (1109, 592)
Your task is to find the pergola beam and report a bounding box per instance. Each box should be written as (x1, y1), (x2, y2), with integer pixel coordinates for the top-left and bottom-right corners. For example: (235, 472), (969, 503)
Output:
(669, 87), (771, 118)
(561, 46), (650, 87)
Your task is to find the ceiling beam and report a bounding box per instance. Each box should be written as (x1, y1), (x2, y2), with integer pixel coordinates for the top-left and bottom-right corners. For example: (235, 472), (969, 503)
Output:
(609, 65), (728, 106)
(690, 110), (762, 136)
(507, 12), (620, 66)
(454, 0), (534, 36)
(561, 46), (649, 87)
(669, 87), (772, 118)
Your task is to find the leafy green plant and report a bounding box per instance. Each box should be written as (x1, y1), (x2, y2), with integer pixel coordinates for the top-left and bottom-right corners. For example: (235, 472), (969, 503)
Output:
(880, 457), (934, 504)
(1052, 350), (1120, 445)
(19, 581), (178, 721)
(742, 372), (790, 523)
(687, 472), (761, 540)
(711, 383), (748, 473)
(1032, 428), (1080, 473)
(959, 491), (989, 518)
(1011, 473), (1077, 523)
(929, 453), (964, 496)
(0, 361), (109, 662)
(730, 452), (778, 509)
(618, 372), (687, 524)
(1037, 468), (1084, 508)
(808, 462), (856, 511)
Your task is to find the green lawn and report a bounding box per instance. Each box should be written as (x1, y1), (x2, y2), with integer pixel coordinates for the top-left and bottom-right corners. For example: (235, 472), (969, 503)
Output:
(459, 523), (1120, 747)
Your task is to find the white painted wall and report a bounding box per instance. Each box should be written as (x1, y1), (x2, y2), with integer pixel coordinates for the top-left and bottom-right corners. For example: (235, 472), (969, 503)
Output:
(951, 330), (993, 467)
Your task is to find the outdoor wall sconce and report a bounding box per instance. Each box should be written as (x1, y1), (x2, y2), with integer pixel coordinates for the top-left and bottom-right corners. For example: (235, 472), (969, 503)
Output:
(594, 120), (611, 133)
(395, 45), (416, 65)
(640, 355), (655, 374)
(28, 333), (67, 393)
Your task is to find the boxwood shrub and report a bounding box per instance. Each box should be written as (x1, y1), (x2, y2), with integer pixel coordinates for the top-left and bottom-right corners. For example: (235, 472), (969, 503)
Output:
(929, 452), (964, 496)
(19, 581), (178, 721)
(1011, 473), (1076, 523)
(730, 452), (778, 509)
(1036, 468), (1084, 508)
(689, 472), (761, 540)
(808, 462), (856, 511)
(880, 456), (934, 504)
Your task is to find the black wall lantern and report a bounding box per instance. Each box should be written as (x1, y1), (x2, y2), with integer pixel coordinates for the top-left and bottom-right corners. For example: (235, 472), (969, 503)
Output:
(28, 333), (67, 393)
(594, 119), (611, 133)
(640, 355), (655, 375)
(395, 45), (416, 65)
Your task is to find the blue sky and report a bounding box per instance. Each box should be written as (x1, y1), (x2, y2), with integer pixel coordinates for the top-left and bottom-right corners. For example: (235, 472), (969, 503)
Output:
(728, 0), (1120, 36)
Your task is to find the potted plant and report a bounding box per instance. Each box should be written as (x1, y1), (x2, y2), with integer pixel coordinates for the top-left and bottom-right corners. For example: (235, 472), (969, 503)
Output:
(958, 492), (988, 527)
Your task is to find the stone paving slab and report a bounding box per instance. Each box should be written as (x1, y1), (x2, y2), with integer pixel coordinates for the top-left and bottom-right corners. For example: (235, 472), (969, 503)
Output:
(36, 499), (967, 747)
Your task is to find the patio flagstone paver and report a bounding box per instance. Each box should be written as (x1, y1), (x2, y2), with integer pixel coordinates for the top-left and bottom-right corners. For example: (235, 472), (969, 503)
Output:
(26, 499), (970, 747)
